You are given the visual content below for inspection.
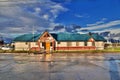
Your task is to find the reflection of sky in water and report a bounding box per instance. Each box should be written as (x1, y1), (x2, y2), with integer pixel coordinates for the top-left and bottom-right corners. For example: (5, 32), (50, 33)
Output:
(1, 53), (120, 80)
(109, 58), (120, 80)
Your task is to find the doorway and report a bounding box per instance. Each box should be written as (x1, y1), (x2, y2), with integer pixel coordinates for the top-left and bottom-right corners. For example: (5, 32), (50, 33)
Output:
(46, 42), (50, 52)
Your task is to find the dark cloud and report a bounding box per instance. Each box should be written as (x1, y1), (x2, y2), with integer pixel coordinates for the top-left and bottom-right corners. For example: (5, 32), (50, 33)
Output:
(80, 29), (89, 32)
(53, 24), (81, 33)
(72, 24), (81, 29)
(100, 31), (110, 37)
(53, 25), (64, 31)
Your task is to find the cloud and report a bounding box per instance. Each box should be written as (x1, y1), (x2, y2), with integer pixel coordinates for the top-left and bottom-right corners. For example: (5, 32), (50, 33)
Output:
(0, 0), (68, 37)
(53, 25), (64, 31)
(42, 14), (49, 20)
(53, 24), (81, 33)
(75, 14), (84, 18)
(50, 4), (68, 18)
(75, 14), (90, 19)
(84, 19), (120, 30)
(86, 18), (106, 27)
(103, 28), (120, 34)
(34, 7), (41, 14)
(86, 21), (104, 27)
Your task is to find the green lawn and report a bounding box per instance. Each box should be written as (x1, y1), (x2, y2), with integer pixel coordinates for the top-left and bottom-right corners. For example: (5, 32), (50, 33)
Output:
(0, 47), (120, 53)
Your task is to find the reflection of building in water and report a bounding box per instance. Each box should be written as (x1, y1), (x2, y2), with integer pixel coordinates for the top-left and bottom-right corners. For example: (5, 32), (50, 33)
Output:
(44, 54), (52, 61)
(14, 31), (106, 51)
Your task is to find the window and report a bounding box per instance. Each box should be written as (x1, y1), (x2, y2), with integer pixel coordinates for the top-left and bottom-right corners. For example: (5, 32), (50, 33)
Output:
(85, 42), (87, 46)
(76, 42), (79, 46)
(44, 34), (50, 37)
(67, 42), (72, 47)
(58, 42), (61, 44)
(42, 42), (45, 47)
(50, 42), (52, 46)
(36, 42), (38, 45)
(25, 42), (28, 45)
(92, 42), (95, 46)
(42, 42), (46, 49)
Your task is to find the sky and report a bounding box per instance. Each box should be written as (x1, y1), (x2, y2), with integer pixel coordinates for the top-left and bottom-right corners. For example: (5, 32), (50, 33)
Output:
(0, 0), (120, 38)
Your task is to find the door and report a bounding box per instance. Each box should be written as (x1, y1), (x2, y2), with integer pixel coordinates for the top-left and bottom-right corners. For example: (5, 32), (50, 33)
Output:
(46, 42), (50, 52)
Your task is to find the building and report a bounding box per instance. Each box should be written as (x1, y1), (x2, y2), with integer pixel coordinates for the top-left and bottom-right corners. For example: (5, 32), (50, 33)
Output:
(13, 31), (106, 51)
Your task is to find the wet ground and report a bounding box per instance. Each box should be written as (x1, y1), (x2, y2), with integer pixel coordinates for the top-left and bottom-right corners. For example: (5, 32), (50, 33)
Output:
(0, 53), (120, 80)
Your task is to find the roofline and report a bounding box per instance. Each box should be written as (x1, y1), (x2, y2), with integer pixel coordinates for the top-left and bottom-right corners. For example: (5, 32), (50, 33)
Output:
(39, 31), (57, 41)
(13, 31), (106, 42)
(13, 41), (36, 42)
(57, 40), (88, 42)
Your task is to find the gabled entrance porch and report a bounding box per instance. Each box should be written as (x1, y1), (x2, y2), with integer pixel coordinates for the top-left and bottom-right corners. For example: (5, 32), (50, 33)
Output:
(38, 31), (56, 53)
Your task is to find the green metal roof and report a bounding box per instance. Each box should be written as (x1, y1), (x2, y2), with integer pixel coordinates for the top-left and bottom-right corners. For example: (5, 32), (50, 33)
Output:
(14, 33), (106, 42)
(53, 33), (91, 41)
(14, 34), (41, 42)
(92, 34), (106, 41)
(51, 33), (106, 42)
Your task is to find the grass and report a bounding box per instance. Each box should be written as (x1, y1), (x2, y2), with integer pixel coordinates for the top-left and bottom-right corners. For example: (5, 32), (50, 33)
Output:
(105, 47), (120, 51)
(53, 50), (103, 54)
(0, 50), (27, 53)
(0, 50), (45, 54)
(53, 48), (120, 53)
(0, 47), (120, 54)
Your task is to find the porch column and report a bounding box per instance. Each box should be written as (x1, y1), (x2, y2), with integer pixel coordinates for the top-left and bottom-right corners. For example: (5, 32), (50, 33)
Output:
(52, 41), (55, 50)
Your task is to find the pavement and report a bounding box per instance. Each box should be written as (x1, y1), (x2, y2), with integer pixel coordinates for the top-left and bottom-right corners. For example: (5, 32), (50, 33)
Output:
(0, 53), (120, 80)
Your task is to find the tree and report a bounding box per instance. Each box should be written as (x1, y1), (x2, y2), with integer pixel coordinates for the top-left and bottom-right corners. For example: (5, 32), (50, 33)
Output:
(0, 40), (4, 45)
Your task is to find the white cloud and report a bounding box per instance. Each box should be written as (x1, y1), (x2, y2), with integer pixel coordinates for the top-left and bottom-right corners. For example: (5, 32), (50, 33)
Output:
(75, 14), (90, 18)
(75, 14), (84, 18)
(43, 14), (49, 20)
(86, 18), (106, 27)
(84, 20), (120, 30)
(0, 0), (68, 37)
(58, 28), (66, 32)
(102, 18), (107, 21)
(3, 25), (32, 33)
(103, 28), (120, 34)
(19, 17), (35, 24)
(51, 4), (68, 11)
(34, 7), (41, 14)
(9, 27), (23, 31)
(87, 21), (104, 27)
(50, 4), (68, 18)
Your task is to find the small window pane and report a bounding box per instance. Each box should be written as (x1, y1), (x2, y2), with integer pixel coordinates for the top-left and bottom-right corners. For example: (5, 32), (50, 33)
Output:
(76, 42), (79, 46)
(42, 42), (45, 46)
(85, 42), (87, 46)
(67, 42), (71, 46)
(58, 42), (60, 44)
(50, 42), (52, 46)
(26, 42), (28, 45)
(92, 42), (95, 46)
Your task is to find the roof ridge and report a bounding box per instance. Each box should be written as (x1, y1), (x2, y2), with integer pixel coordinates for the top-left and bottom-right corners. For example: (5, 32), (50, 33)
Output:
(14, 32), (106, 42)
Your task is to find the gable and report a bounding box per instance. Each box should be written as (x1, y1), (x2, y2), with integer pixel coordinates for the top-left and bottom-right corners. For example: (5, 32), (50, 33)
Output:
(88, 38), (95, 42)
(39, 31), (55, 42)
